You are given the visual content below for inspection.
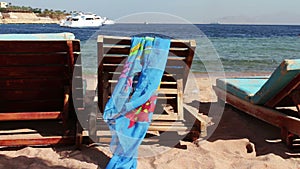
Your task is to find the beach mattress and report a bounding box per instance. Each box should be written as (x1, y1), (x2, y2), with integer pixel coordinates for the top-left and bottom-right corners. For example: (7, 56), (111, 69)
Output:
(216, 59), (300, 104)
(0, 32), (75, 40)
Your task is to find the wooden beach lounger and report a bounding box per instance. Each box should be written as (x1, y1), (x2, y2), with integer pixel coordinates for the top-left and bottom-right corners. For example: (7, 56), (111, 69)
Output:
(213, 59), (300, 147)
(0, 33), (84, 147)
(93, 35), (206, 142)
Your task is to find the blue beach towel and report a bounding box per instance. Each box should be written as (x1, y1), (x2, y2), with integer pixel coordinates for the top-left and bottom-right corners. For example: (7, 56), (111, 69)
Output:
(103, 36), (171, 169)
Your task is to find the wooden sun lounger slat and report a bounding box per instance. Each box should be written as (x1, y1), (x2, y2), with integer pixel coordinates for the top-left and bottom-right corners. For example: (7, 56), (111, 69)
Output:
(0, 66), (66, 78)
(0, 89), (63, 101)
(0, 40), (80, 53)
(103, 72), (183, 82)
(0, 78), (66, 89)
(101, 56), (186, 64)
(97, 122), (188, 132)
(102, 59), (186, 68)
(108, 80), (177, 85)
(0, 53), (68, 66)
(101, 35), (195, 47)
(0, 100), (63, 112)
(265, 74), (300, 107)
(0, 136), (75, 146)
(0, 112), (62, 121)
(102, 64), (184, 75)
(103, 46), (190, 57)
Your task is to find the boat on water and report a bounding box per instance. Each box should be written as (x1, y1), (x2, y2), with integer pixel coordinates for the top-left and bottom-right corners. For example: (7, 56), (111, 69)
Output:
(102, 17), (115, 25)
(59, 12), (114, 28)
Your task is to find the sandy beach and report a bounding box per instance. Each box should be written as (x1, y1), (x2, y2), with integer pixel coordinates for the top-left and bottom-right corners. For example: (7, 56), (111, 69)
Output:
(0, 72), (299, 169)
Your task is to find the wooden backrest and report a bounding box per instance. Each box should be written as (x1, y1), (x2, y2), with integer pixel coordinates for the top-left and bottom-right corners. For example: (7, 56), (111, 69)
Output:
(265, 73), (300, 108)
(97, 35), (196, 112)
(0, 38), (81, 113)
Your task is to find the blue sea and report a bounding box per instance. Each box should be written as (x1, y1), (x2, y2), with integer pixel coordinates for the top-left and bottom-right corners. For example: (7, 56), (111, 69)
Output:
(1, 23), (300, 73)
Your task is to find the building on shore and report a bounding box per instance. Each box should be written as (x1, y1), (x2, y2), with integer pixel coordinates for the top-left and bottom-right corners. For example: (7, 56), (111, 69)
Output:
(0, 2), (8, 8)
(0, 11), (58, 24)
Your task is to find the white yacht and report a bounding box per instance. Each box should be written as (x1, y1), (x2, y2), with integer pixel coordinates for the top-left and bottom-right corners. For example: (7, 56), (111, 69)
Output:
(59, 13), (105, 28)
(102, 17), (115, 25)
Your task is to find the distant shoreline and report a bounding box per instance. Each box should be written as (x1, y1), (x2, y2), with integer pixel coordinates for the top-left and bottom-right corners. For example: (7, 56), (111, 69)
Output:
(0, 19), (59, 24)
(1, 21), (299, 26)
(115, 21), (300, 26)
(0, 12), (60, 24)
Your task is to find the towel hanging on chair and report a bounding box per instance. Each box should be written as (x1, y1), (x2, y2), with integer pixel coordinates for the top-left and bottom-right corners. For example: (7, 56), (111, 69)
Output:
(103, 36), (170, 169)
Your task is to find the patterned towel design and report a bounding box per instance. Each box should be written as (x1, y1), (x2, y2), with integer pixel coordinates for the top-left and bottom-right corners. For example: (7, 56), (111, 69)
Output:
(103, 36), (170, 169)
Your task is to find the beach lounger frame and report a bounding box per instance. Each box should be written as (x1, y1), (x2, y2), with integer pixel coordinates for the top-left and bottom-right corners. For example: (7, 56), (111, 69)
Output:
(213, 59), (300, 147)
(0, 33), (84, 147)
(94, 35), (205, 142)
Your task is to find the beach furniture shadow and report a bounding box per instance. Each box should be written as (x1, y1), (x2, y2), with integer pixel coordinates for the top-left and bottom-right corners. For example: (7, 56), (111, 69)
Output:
(88, 35), (207, 145)
(0, 33), (84, 147)
(213, 59), (300, 148)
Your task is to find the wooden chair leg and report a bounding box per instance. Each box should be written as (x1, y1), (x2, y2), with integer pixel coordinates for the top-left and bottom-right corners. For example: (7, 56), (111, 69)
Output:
(75, 121), (83, 149)
(88, 110), (98, 143)
(291, 90), (300, 116)
(177, 79), (184, 120)
(63, 86), (70, 133)
(281, 127), (295, 148)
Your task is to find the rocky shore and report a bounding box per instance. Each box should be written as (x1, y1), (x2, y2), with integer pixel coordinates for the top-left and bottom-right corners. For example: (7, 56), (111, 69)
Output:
(0, 12), (59, 24)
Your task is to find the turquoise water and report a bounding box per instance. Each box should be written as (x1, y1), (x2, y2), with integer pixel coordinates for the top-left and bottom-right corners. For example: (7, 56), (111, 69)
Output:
(195, 36), (300, 72)
(1, 23), (300, 73)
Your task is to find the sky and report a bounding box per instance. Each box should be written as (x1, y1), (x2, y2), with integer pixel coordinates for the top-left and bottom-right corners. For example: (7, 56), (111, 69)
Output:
(5, 0), (300, 24)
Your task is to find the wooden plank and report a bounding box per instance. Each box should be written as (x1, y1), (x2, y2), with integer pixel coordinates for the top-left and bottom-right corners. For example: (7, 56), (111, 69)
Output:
(0, 89), (63, 101)
(158, 89), (178, 94)
(183, 40), (196, 89)
(150, 121), (186, 126)
(108, 80), (177, 85)
(0, 111), (62, 121)
(0, 78), (65, 89)
(100, 72), (110, 112)
(103, 37), (130, 45)
(106, 87), (178, 96)
(157, 96), (176, 99)
(108, 80), (177, 89)
(72, 41), (80, 52)
(152, 114), (178, 121)
(97, 121), (187, 132)
(97, 123), (190, 132)
(177, 79), (184, 120)
(265, 74), (300, 108)
(291, 90), (300, 114)
(102, 65), (184, 75)
(0, 99), (63, 112)
(0, 41), (77, 53)
(0, 66), (66, 78)
(98, 37), (105, 112)
(102, 35), (193, 47)
(102, 72), (181, 81)
(0, 136), (75, 146)
(103, 46), (190, 57)
(148, 125), (188, 131)
(102, 55), (185, 61)
(0, 53), (67, 66)
(67, 40), (75, 72)
(213, 86), (300, 136)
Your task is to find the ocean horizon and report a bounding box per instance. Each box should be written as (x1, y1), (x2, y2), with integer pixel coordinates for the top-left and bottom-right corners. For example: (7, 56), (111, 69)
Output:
(1, 23), (299, 73)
